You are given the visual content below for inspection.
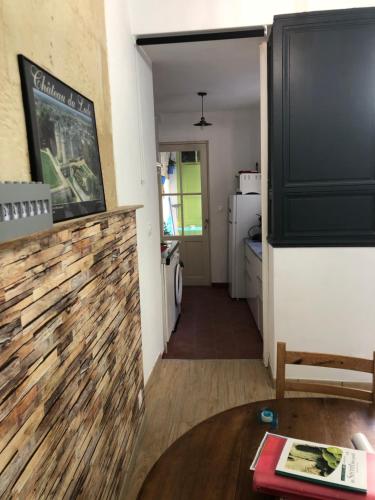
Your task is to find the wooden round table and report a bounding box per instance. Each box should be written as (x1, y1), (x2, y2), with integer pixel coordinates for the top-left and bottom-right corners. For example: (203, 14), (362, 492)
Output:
(137, 398), (375, 500)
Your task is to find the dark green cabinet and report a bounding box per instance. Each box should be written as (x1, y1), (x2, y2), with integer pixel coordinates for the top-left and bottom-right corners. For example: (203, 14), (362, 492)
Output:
(268, 7), (375, 246)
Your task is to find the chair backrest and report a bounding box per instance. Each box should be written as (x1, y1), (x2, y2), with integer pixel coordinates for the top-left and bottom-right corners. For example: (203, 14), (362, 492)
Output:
(276, 342), (375, 402)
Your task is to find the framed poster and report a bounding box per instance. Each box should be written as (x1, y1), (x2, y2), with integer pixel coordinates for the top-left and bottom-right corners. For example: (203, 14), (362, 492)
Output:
(18, 55), (106, 222)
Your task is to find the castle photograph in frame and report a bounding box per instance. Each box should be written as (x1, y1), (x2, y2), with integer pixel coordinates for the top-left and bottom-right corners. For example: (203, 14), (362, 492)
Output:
(18, 55), (106, 222)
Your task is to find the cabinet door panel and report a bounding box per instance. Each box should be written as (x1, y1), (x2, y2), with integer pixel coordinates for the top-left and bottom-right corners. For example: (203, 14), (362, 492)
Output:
(269, 8), (375, 246)
(285, 192), (375, 236)
(286, 24), (375, 185)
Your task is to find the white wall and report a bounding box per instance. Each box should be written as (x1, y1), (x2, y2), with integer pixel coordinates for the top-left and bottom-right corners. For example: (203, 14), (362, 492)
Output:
(128, 0), (375, 35)
(105, 0), (375, 384)
(270, 248), (375, 382)
(158, 107), (260, 283)
(105, 0), (164, 382)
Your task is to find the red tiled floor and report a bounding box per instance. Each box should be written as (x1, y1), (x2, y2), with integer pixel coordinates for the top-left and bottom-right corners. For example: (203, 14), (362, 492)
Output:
(163, 286), (263, 359)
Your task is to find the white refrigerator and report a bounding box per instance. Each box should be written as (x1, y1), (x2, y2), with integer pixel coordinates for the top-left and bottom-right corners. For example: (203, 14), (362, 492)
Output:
(228, 194), (261, 299)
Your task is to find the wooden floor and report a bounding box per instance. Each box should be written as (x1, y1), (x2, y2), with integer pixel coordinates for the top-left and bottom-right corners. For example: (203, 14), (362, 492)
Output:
(120, 359), (274, 500)
(118, 359), (370, 499)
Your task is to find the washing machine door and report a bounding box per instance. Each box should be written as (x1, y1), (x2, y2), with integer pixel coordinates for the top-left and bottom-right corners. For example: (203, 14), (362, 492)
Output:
(174, 262), (183, 306)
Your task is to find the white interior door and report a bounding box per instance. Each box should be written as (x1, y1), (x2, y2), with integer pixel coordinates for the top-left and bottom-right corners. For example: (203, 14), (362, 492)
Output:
(159, 142), (210, 286)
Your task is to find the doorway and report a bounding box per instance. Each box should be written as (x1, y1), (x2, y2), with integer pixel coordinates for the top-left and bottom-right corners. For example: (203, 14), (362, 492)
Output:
(159, 142), (210, 286)
(145, 35), (267, 360)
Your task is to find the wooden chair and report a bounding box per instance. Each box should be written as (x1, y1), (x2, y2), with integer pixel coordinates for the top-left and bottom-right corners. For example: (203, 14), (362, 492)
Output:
(276, 342), (375, 402)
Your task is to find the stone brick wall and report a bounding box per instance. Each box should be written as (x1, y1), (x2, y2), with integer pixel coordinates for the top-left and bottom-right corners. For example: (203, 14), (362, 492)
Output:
(0, 207), (144, 498)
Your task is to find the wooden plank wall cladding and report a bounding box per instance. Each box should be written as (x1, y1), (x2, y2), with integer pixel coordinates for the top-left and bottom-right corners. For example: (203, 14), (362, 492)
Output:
(0, 206), (144, 499)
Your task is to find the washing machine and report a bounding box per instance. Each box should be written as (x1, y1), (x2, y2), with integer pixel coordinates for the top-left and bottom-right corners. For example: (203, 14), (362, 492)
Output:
(161, 241), (183, 346)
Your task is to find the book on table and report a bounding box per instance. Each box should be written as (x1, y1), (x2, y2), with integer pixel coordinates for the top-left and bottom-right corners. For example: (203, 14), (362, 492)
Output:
(251, 433), (375, 499)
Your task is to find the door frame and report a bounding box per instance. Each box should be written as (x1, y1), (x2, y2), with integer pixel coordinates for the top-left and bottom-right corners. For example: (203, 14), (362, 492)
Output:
(158, 141), (211, 286)
(260, 41), (270, 368)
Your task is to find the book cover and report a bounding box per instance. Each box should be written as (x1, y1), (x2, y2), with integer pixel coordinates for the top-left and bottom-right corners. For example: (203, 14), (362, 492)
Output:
(253, 434), (375, 500)
(250, 432), (283, 470)
(276, 437), (367, 492)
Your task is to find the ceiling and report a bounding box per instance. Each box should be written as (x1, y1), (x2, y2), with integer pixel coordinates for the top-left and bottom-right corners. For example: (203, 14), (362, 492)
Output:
(143, 37), (264, 114)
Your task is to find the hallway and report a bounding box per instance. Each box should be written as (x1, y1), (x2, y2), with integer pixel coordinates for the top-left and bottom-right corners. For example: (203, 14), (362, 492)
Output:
(120, 359), (273, 499)
(163, 286), (263, 359)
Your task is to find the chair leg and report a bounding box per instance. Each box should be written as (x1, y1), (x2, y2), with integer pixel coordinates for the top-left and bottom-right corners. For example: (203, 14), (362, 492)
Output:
(276, 342), (286, 399)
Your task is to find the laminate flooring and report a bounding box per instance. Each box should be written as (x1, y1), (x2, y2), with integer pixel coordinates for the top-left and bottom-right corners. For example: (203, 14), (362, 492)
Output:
(163, 287), (263, 359)
(120, 359), (274, 500)
(119, 360), (365, 499)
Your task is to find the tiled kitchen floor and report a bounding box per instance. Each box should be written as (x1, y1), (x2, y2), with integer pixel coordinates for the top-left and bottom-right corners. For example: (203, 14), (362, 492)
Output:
(163, 286), (263, 359)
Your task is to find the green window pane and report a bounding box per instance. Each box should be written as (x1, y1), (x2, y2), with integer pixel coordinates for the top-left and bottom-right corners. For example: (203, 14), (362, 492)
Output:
(162, 195), (182, 236)
(160, 152), (181, 194)
(183, 195), (202, 236)
(181, 160), (201, 193)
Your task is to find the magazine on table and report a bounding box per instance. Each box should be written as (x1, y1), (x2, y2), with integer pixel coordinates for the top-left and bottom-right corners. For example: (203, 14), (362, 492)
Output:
(275, 437), (367, 493)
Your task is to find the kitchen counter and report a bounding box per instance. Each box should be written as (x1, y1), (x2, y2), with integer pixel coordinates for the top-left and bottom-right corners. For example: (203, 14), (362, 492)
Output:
(245, 239), (262, 260)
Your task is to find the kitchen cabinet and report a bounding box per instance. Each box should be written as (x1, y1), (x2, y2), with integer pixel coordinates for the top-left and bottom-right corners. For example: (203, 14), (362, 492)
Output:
(245, 241), (262, 336)
(268, 7), (375, 247)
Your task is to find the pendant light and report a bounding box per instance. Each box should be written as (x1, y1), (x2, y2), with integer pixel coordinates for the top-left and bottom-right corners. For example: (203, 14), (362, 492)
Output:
(193, 92), (212, 128)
